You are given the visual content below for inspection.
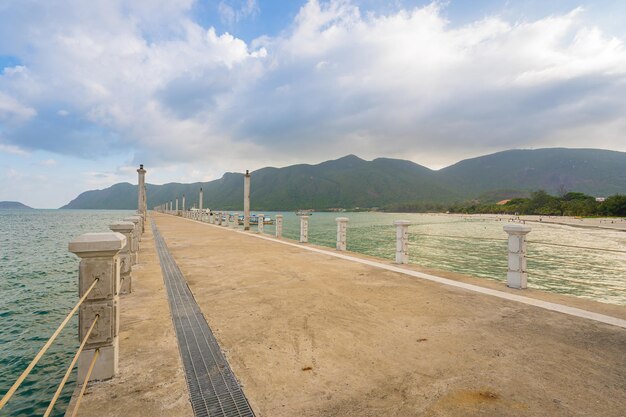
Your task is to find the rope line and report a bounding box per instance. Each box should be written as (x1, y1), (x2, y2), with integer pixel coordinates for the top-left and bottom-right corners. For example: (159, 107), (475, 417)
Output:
(527, 240), (626, 254)
(70, 348), (100, 417)
(43, 315), (100, 417)
(0, 278), (100, 410)
(414, 233), (508, 242)
(526, 255), (626, 274)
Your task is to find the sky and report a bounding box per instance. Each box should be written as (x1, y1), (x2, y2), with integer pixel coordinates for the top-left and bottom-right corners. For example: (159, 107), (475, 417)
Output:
(0, 0), (625, 208)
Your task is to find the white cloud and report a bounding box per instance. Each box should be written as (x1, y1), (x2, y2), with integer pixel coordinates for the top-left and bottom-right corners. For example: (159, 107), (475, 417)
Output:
(39, 158), (57, 166)
(0, 143), (30, 156)
(218, 0), (260, 27)
(0, 0), (624, 176)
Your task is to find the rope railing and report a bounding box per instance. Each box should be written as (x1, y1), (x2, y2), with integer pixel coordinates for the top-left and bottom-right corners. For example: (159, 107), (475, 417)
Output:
(526, 240), (626, 254)
(43, 314), (100, 417)
(413, 233), (508, 242)
(0, 278), (100, 411)
(526, 254), (626, 274)
(70, 348), (100, 417)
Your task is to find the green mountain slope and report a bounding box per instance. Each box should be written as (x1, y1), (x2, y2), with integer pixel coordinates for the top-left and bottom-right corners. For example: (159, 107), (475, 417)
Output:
(439, 148), (626, 198)
(0, 201), (33, 209)
(61, 148), (626, 210)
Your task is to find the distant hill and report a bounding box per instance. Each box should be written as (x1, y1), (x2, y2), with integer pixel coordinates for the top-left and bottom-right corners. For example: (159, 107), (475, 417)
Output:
(61, 148), (626, 210)
(0, 201), (33, 209)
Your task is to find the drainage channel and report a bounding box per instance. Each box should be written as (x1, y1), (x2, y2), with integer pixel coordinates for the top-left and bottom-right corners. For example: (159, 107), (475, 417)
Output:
(151, 220), (256, 417)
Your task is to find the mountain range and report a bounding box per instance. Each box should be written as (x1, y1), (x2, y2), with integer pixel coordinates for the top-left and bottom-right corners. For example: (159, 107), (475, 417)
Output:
(61, 148), (626, 210)
(0, 201), (33, 209)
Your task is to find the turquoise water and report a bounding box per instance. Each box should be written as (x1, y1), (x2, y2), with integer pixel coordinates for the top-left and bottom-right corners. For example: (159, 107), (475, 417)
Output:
(0, 210), (134, 417)
(249, 211), (626, 305)
(2, 210), (625, 416)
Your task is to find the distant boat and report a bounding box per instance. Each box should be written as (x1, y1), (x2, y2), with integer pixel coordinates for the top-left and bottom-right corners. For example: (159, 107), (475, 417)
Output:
(296, 210), (314, 216)
(237, 214), (274, 225)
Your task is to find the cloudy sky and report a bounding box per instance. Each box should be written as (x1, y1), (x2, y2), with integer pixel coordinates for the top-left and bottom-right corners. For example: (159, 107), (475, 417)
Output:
(1, 0), (625, 208)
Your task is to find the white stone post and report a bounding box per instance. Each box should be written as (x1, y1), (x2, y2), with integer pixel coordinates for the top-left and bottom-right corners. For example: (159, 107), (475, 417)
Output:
(258, 214), (264, 234)
(109, 222), (134, 294)
(182, 194), (186, 214)
(137, 165), (146, 231)
(336, 217), (349, 251)
(69, 232), (125, 382)
(199, 188), (203, 211)
(394, 220), (411, 264)
(244, 170), (251, 231)
(232, 213), (239, 228)
(123, 216), (141, 263)
(175, 198), (179, 215)
(299, 215), (309, 243)
(275, 214), (283, 238)
(504, 224), (531, 289)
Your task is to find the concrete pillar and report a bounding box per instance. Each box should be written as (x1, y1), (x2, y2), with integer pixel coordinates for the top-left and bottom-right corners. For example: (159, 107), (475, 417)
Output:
(175, 198), (179, 215)
(232, 213), (239, 228)
(394, 220), (411, 264)
(209, 211), (214, 224)
(123, 216), (141, 263)
(336, 217), (349, 251)
(182, 194), (186, 213)
(69, 232), (125, 382)
(258, 214), (264, 234)
(275, 215), (283, 238)
(244, 170), (251, 231)
(137, 165), (146, 230)
(504, 224), (531, 289)
(299, 215), (309, 243)
(109, 222), (134, 294)
(217, 212), (222, 226)
(199, 188), (203, 211)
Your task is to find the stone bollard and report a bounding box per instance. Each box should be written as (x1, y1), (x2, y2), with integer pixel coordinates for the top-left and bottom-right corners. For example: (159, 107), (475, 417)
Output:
(504, 224), (531, 289)
(69, 232), (125, 382)
(217, 212), (222, 226)
(209, 212), (214, 224)
(244, 170), (251, 231)
(109, 222), (135, 294)
(275, 214), (283, 238)
(258, 214), (264, 234)
(123, 216), (141, 263)
(335, 217), (349, 251)
(135, 212), (145, 234)
(299, 215), (309, 243)
(394, 220), (411, 264)
(222, 213), (228, 227)
(233, 213), (239, 228)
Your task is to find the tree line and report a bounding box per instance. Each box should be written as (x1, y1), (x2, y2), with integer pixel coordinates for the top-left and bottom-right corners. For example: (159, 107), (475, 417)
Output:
(384, 191), (626, 217)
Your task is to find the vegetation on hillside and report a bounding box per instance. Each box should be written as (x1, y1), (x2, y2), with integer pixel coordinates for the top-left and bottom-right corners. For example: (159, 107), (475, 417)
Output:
(439, 191), (626, 217)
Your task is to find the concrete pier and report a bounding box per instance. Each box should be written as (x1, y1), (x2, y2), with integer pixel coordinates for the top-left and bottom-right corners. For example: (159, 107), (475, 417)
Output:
(77, 213), (626, 417)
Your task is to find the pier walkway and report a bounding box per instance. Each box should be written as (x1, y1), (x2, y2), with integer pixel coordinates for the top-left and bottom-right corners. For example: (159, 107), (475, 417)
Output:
(78, 212), (625, 417)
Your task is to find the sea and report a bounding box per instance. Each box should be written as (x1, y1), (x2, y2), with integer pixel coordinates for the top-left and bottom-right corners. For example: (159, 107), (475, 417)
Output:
(1, 209), (625, 416)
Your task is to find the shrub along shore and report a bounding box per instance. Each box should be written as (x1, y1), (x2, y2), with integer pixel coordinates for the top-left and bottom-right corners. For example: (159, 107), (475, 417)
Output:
(383, 191), (626, 217)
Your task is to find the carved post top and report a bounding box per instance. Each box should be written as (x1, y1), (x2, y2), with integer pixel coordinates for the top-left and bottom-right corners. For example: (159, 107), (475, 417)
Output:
(69, 232), (126, 256)
(109, 221), (135, 233)
(503, 224), (532, 235)
(123, 216), (141, 225)
(335, 217), (349, 223)
(137, 164), (146, 174)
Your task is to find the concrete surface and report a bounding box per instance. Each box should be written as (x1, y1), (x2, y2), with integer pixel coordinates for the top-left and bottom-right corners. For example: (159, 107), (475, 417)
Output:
(151, 212), (626, 417)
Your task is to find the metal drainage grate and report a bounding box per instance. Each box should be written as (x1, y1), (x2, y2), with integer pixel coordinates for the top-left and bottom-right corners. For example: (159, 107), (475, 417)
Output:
(152, 220), (256, 417)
